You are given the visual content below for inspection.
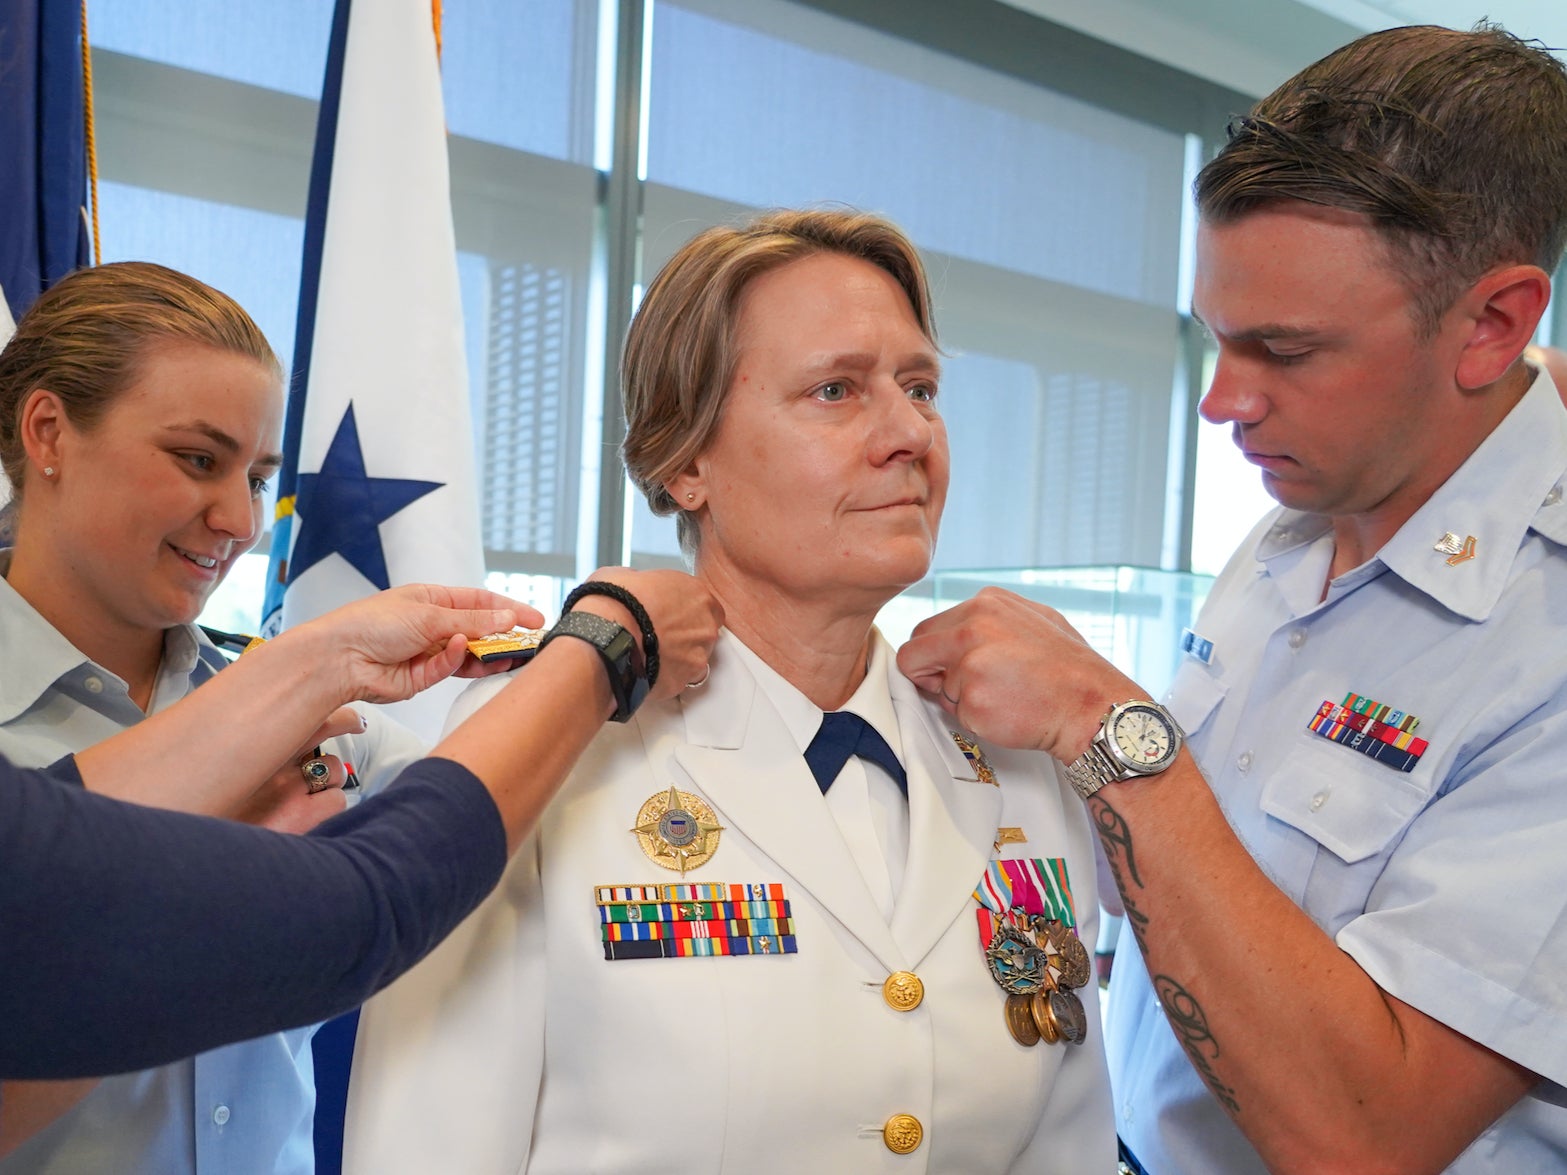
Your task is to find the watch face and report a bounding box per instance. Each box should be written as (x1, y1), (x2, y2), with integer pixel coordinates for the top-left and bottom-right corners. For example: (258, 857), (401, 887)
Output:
(1109, 704), (1178, 773)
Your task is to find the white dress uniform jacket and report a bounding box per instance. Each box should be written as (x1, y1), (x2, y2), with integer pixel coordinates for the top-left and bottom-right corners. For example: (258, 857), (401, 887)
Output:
(345, 630), (1114, 1173)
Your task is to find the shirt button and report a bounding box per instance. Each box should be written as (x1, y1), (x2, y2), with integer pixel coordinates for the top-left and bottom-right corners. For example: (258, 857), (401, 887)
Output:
(212, 1105), (231, 1126)
(84, 676), (104, 693)
(1545, 485), (1563, 507)
(1236, 751), (1253, 772)
(882, 971), (924, 1012)
(882, 1114), (923, 1154)
(1123, 1102), (1135, 1124)
(1309, 790), (1330, 812)
(1287, 629), (1307, 650)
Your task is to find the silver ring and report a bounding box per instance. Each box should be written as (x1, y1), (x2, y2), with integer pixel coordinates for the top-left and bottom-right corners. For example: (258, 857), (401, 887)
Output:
(686, 664), (711, 689)
(301, 758), (333, 793)
(940, 687), (960, 707)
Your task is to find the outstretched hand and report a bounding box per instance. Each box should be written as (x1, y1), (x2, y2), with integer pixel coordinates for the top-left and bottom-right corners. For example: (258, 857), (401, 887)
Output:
(294, 584), (540, 705)
(896, 586), (1142, 761)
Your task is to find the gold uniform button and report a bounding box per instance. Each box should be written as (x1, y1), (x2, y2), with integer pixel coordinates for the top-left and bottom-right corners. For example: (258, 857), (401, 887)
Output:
(883, 1113), (923, 1155)
(882, 971), (924, 1012)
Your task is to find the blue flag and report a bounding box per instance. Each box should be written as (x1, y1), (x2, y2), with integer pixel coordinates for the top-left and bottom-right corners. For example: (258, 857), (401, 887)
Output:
(0, 0), (90, 326)
(1, 0), (90, 521)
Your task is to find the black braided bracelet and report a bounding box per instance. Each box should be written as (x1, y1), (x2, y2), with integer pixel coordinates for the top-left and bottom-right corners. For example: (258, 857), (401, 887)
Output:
(561, 581), (660, 689)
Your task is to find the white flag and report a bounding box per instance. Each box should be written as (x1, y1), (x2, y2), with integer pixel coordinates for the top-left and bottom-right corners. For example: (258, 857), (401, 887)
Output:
(0, 282), (15, 349)
(264, 0), (485, 740)
(0, 283), (14, 514)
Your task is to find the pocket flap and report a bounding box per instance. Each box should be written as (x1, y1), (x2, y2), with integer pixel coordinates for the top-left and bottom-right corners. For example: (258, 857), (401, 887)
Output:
(1260, 736), (1432, 864)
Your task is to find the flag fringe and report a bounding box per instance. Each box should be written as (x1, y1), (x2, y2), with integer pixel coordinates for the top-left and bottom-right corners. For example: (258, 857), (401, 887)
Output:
(80, 0), (101, 266)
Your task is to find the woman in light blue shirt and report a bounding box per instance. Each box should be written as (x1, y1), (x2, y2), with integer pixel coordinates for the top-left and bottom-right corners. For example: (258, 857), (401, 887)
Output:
(0, 261), (422, 1175)
(1, 578), (720, 1087)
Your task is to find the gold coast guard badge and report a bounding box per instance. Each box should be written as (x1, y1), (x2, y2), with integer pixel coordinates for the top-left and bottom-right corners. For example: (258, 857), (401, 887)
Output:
(631, 787), (724, 875)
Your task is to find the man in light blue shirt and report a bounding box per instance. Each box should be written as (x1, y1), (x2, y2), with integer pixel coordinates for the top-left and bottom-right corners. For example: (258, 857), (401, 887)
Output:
(897, 23), (1567, 1173)
(0, 552), (426, 1175)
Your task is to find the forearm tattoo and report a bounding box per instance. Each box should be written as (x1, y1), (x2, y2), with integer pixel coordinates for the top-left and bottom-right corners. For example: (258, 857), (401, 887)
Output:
(1091, 798), (1142, 888)
(1090, 796), (1242, 1116)
(1155, 975), (1241, 1114)
(1090, 799), (1149, 951)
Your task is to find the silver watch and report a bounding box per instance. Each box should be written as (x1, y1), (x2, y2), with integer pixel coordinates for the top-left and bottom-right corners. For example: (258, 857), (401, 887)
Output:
(1065, 700), (1184, 799)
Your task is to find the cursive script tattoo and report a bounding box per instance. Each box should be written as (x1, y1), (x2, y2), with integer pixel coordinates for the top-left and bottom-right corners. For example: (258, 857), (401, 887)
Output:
(1155, 975), (1241, 1114)
(1089, 797), (1151, 955)
(1090, 798), (1143, 888)
(1091, 796), (1241, 1116)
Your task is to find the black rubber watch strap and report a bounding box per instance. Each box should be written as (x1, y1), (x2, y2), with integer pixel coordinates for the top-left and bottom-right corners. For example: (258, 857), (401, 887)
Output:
(562, 581), (660, 689)
(540, 610), (649, 723)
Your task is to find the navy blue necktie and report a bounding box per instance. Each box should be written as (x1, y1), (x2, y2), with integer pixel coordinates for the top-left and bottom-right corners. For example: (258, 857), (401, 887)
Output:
(805, 711), (908, 796)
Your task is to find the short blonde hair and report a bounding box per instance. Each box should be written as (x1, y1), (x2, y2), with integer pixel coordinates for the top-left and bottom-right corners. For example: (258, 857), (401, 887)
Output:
(0, 261), (281, 502)
(622, 208), (935, 555)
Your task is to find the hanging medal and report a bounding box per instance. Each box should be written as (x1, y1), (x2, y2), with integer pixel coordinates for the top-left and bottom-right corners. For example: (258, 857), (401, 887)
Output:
(1015, 857), (1090, 1047)
(974, 863), (1043, 1046)
(973, 857), (1089, 1047)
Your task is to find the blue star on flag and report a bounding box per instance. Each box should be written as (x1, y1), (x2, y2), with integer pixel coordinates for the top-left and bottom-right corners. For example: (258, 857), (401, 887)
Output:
(287, 403), (443, 590)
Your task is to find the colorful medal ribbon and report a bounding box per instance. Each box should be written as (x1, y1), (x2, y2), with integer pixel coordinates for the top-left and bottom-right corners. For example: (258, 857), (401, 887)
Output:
(595, 882), (797, 960)
(972, 859), (1015, 952)
(1306, 691), (1428, 773)
(1003, 857), (1075, 929)
(973, 858), (1075, 927)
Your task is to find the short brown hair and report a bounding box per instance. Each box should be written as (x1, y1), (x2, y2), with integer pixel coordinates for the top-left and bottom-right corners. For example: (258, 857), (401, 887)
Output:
(0, 261), (280, 503)
(1196, 24), (1567, 332)
(622, 208), (935, 556)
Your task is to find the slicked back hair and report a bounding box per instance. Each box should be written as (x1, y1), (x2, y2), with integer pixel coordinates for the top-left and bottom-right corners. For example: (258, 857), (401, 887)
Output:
(0, 261), (280, 503)
(1196, 24), (1567, 333)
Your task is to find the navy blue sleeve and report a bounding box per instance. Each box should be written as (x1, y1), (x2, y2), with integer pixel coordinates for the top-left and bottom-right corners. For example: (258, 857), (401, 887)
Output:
(0, 755), (507, 1079)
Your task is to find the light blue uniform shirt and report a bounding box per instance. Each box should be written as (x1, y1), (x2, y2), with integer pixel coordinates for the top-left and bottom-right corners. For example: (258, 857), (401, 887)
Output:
(0, 558), (425, 1175)
(1107, 369), (1567, 1173)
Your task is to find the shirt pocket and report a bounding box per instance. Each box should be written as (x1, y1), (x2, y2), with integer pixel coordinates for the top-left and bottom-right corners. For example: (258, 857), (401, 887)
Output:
(1259, 734), (1433, 865)
(1163, 660), (1227, 738)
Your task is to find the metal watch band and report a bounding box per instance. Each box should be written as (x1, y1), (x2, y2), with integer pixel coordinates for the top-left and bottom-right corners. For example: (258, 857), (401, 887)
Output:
(1065, 741), (1123, 799)
(539, 610), (649, 723)
(1065, 700), (1183, 800)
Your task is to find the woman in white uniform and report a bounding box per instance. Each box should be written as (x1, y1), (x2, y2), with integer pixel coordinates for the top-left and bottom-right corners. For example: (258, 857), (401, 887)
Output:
(346, 209), (1114, 1173)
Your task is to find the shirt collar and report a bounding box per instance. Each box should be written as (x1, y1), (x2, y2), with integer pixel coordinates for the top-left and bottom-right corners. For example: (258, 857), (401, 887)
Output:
(1250, 367), (1567, 623)
(162, 622), (204, 679)
(1248, 511), (1335, 620)
(0, 550), (99, 723)
(722, 627), (905, 765)
(1253, 511), (1332, 561)
(1379, 367), (1567, 621)
(0, 549), (214, 722)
